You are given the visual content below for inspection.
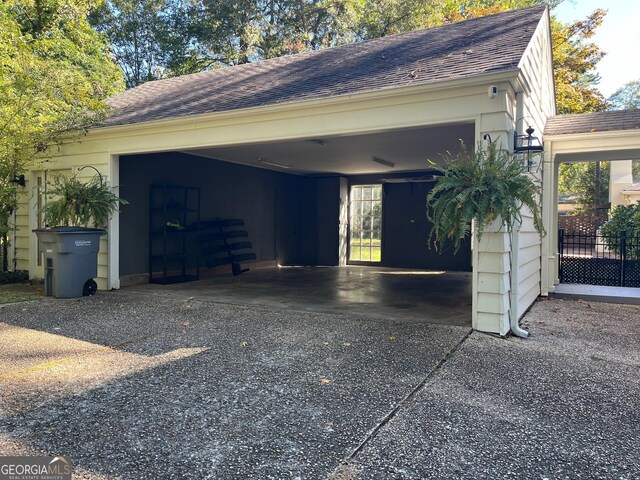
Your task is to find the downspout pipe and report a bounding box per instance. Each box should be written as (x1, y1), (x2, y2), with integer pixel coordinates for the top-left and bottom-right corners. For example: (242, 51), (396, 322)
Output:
(510, 91), (529, 338)
(509, 226), (529, 338)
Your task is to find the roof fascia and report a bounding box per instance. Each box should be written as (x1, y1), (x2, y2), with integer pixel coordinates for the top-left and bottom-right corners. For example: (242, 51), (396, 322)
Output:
(514, 6), (552, 99)
(545, 129), (640, 142)
(89, 69), (520, 139)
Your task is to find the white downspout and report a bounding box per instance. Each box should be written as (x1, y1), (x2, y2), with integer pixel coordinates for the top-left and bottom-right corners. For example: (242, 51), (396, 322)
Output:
(509, 224), (528, 338)
(510, 90), (528, 338)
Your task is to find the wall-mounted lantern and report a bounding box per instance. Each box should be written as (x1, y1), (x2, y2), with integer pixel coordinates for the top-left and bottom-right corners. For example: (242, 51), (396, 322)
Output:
(514, 126), (543, 172)
(10, 174), (26, 187)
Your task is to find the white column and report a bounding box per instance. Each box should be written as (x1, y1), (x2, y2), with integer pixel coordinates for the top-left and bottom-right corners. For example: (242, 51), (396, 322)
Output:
(472, 112), (514, 335)
(541, 148), (554, 295)
(338, 177), (349, 266)
(609, 160), (633, 206)
(108, 155), (120, 290)
(474, 220), (511, 335)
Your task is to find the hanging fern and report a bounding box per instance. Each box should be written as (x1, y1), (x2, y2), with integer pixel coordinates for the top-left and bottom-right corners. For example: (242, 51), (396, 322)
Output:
(44, 174), (128, 228)
(427, 142), (545, 252)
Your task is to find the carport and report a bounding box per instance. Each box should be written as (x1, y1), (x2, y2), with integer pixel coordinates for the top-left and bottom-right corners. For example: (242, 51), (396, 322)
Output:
(117, 123), (475, 326)
(20, 6), (555, 335)
(542, 110), (640, 295)
(117, 124), (474, 276)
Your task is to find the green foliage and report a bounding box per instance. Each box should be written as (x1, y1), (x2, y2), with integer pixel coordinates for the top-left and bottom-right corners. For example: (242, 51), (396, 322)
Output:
(558, 162), (609, 216)
(92, 0), (553, 86)
(608, 80), (640, 111)
(551, 9), (607, 114)
(426, 143), (544, 252)
(90, 0), (608, 120)
(0, 270), (29, 284)
(43, 175), (128, 228)
(0, 0), (124, 257)
(600, 201), (640, 257)
(89, 0), (191, 88)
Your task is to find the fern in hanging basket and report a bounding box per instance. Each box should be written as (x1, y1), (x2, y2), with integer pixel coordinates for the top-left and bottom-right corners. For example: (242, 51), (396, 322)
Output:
(43, 174), (128, 228)
(426, 142), (545, 252)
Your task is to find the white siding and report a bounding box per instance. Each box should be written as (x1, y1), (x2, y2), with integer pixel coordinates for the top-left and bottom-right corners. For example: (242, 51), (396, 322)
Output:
(14, 186), (30, 271)
(512, 9), (555, 320)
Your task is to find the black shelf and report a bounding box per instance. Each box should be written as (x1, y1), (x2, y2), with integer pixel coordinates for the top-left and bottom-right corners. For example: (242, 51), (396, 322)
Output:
(149, 184), (200, 284)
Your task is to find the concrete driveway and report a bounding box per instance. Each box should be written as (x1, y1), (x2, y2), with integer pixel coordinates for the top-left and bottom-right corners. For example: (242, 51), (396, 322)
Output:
(0, 291), (638, 479)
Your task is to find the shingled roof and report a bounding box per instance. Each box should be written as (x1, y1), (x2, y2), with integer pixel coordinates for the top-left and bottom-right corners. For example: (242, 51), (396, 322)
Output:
(544, 110), (640, 136)
(106, 5), (547, 127)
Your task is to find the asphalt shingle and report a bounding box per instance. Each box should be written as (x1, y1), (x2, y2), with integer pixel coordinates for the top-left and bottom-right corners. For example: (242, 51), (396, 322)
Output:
(544, 109), (640, 136)
(105, 6), (547, 127)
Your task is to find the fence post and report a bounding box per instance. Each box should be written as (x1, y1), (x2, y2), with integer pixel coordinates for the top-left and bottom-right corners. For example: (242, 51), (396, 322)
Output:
(620, 231), (627, 287)
(558, 229), (564, 282)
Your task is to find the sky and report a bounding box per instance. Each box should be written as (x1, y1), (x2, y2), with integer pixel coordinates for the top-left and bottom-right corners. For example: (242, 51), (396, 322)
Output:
(553, 0), (640, 98)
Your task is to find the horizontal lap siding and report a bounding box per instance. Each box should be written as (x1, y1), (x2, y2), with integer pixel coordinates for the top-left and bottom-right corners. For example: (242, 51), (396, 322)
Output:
(513, 13), (553, 319)
(21, 155), (111, 287)
(14, 188), (31, 271)
(517, 208), (542, 318)
(519, 13), (554, 146)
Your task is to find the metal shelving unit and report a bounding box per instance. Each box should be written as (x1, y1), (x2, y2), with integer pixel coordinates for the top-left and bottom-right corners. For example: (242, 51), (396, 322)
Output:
(148, 184), (200, 284)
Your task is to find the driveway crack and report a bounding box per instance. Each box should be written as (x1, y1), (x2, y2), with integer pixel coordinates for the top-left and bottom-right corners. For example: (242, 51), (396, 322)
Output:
(333, 328), (473, 475)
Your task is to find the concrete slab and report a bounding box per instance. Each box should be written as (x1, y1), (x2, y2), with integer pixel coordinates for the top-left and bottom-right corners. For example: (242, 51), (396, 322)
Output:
(552, 283), (640, 304)
(3, 288), (635, 478)
(337, 298), (640, 479)
(126, 266), (472, 327)
(0, 292), (470, 479)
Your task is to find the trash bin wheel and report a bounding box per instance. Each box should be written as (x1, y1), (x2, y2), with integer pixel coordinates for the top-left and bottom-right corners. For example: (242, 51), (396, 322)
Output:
(83, 279), (98, 296)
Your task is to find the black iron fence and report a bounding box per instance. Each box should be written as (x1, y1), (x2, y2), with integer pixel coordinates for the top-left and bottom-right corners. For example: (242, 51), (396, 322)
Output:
(559, 229), (640, 287)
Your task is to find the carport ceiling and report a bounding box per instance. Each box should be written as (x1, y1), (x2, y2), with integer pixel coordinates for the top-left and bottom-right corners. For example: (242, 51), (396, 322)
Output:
(181, 123), (475, 175)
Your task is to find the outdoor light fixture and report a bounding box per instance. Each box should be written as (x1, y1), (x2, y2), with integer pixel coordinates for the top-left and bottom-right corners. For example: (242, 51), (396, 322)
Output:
(10, 174), (25, 187)
(514, 125), (543, 172)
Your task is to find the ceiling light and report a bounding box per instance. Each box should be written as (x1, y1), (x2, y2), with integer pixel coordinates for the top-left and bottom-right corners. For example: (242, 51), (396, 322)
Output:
(259, 157), (291, 169)
(371, 156), (395, 168)
(380, 176), (438, 183)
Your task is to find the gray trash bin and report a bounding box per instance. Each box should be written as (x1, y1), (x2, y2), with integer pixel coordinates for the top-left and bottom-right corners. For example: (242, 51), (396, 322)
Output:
(34, 227), (107, 298)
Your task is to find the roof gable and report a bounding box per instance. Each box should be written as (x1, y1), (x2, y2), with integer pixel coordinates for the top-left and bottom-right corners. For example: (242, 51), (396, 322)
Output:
(106, 5), (547, 127)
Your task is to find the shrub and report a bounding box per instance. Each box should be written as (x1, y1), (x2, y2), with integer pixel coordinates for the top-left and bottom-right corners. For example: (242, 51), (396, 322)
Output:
(0, 270), (29, 284)
(600, 201), (640, 257)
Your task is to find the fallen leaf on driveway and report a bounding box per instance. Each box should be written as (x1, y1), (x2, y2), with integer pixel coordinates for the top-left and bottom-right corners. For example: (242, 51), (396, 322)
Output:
(320, 378), (333, 384)
(240, 341), (249, 347)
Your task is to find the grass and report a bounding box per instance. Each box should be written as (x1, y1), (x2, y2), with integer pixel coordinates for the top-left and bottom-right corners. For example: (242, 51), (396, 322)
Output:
(0, 282), (43, 304)
(350, 242), (382, 262)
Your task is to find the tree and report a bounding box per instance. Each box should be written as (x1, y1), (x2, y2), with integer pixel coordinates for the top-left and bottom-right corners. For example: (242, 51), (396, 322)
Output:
(551, 9), (607, 114)
(92, 0), (609, 118)
(410, 1), (606, 114)
(608, 80), (640, 111)
(558, 162), (610, 216)
(89, 0), (193, 88)
(0, 0), (124, 270)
